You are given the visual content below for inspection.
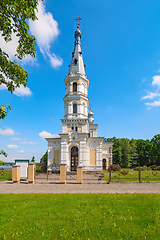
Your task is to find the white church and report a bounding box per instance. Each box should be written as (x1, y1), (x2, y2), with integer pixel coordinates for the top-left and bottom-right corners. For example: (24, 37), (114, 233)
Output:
(46, 17), (113, 172)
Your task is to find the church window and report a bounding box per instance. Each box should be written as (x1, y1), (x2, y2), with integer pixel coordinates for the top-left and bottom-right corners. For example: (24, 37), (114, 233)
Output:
(75, 127), (78, 131)
(72, 126), (74, 130)
(73, 104), (77, 113)
(74, 58), (78, 65)
(73, 82), (77, 92)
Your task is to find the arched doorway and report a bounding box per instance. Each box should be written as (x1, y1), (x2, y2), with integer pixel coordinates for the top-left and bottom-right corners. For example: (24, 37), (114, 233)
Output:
(102, 158), (106, 170)
(71, 146), (78, 171)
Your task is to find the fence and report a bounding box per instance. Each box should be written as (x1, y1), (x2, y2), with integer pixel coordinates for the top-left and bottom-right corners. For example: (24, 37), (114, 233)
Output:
(108, 166), (160, 182)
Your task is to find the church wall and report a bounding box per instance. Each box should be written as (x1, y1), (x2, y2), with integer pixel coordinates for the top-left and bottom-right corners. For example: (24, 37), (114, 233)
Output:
(102, 143), (113, 167)
(79, 140), (87, 167)
(54, 150), (60, 165)
(86, 138), (103, 170)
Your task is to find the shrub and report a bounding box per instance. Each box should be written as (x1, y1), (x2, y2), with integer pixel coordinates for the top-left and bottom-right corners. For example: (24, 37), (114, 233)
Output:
(36, 163), (47, 173)
(120, 169), (129, 175)
(154, 166), (160, 171)
(134, 166), (151, 171)
(108, 164), (121, 172)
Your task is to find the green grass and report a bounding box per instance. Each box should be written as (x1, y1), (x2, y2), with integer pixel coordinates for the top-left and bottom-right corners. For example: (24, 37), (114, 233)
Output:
(0, 194), (160, 239)
(103, 169), (160, 182)
(0, 170), (12, 182)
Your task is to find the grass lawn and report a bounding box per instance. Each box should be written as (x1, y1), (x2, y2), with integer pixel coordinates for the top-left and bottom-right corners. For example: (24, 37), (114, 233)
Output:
(103, 169), (160, 182)
(0, 170), (12, 182)
(0, 194), (160, 239)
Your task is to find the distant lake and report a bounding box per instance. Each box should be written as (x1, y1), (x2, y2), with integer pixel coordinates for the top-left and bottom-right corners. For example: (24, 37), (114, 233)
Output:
(0, 166), (12, 170)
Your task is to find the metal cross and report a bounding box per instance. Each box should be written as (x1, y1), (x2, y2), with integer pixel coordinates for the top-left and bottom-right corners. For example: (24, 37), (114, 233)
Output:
(75, 16), (82, 27)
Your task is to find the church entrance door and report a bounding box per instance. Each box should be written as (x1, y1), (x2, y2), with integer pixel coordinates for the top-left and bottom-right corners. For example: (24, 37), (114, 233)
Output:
(71, 146), (78, 171)
(102, 158), (106, 170)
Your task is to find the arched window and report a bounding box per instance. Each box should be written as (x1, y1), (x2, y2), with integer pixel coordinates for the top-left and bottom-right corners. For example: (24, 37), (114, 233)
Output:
(73, 104), (77, 113)
(73, 82), (77, 92)
(82, 102), (85, 115)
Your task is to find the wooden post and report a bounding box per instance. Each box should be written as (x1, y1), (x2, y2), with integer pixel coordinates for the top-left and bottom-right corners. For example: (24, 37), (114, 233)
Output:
(60, 164), (67, 184)
(139, 166), (141, 182)
(77, 166), (83, 184)
(12, 165), (20, 184)
(47, 170), (48, 181)
(28, 163), (35, 184)
(109, 166), (111, 182)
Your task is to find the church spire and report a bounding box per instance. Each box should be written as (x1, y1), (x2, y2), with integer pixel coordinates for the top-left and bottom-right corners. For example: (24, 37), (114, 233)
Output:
(68, 16), (86, 76)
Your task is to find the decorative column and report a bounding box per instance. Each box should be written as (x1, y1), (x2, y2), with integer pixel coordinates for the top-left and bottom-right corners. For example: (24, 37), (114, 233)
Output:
(28, 163), (35, 184)
(60, 164), (67, 184)
(12, 165), (20, 184)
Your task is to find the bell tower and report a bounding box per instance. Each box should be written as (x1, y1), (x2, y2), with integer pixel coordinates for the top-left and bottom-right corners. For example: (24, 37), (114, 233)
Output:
(46, 17), (113, 172)
(61, 17), (89, 133)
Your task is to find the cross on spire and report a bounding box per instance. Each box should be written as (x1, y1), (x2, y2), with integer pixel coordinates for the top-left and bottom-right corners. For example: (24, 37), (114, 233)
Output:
(75, 16), (82, 28)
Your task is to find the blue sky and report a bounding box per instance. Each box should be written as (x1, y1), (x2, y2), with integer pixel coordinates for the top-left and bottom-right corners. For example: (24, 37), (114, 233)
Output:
(1, 0), (160, 163)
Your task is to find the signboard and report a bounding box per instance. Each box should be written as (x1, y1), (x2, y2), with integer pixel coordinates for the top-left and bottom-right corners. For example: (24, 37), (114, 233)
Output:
(15, 159), (30, 178)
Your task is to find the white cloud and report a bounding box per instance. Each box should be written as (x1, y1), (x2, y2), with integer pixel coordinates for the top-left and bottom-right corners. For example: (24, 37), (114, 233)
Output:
(0, 32), (18, 59)
(0, 1), (62, 69)
(16, 150), (24, 153)
(14, 85), (32, 97)
(11, 138), (20, 141)
(0, 32), (36, 65)
(29, 1), (63, 68)
(0, 81), (32, 97)
(20, 140), (27, 144)
(7, 144), (19, 149)
(141, 75), (160, 109)
(141, 91), (160, 100)
(47, 52), (63, 68)
(145, 99), (160, 109)
(39, 131), (59, 139)
(0, 128), (14, 136)
(29, 142), (37, 145)
(152, 75), (160, 87)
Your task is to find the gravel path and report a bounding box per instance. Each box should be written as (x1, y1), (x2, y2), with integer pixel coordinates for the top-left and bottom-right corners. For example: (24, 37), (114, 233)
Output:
(0, 174), (160, 194)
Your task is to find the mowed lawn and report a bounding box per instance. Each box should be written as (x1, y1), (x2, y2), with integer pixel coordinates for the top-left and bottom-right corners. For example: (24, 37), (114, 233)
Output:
(0, 170), (12, 182)
(0, 194), (160, 239)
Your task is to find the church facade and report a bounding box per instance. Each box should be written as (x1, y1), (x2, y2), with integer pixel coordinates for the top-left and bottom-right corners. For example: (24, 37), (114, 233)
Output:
(46, 19), (113, 172)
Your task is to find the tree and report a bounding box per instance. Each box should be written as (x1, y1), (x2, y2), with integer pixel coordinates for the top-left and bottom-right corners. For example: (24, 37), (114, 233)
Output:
(0, 0), (41, 118)
(31, 156), (36, 163)
(0, 159), (6, 165)
(129, 139), (138, 168)
(0, 150), (8, 158)
(136, 139), (151, 166)
(0, 0), (41, 155)
(150, 134), (160, 165)
(40, 151), (48, 165)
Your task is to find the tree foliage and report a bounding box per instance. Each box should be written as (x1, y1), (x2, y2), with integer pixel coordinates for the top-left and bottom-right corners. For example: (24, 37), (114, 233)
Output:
(31, 156), (36, 163)
(0, 0), (41, 118)
(105, 134), (160, 168)
(0, 150), (8, 157)
(40, 151), (48, 165)
(0, 0), (41, 154)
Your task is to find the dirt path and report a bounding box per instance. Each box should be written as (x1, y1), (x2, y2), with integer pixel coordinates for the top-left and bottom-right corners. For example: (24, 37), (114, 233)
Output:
(0, 173), (160, 194)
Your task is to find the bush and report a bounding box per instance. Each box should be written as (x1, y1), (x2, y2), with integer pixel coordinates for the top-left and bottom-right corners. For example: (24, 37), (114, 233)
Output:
(108, 164), (121, 172)
(36, 163), (47, 173)
(153, 166), (160, 171)
(120, 169), (129, 175)
(134, 166), (151, 171)
(150, 165), (160, 170)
